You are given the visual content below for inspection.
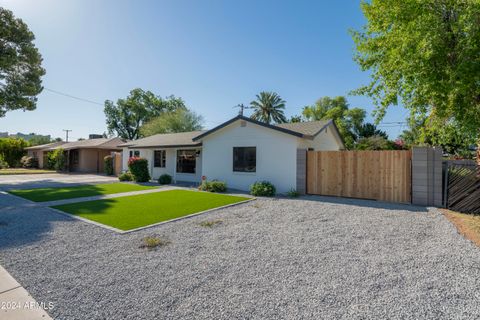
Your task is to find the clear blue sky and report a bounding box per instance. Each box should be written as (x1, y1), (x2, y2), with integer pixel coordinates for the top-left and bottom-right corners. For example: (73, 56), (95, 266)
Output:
(0, 0), (408, 141)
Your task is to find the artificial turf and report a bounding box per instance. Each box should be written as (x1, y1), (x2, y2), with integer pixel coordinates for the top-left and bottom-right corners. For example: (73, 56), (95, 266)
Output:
(9, 183), (157, 202)
(52, 190), (251, 231)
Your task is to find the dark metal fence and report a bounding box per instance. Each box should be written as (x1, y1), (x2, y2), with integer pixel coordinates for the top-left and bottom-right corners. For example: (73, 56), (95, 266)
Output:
(445, 161), (480, 214)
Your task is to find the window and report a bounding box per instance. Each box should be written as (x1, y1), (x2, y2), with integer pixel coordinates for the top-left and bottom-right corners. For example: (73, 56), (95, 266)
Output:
(176, 150), (196, 173)
(233, 147), (256, 172)
(129, 150), (140, 158)
(154, 150), (166, 168)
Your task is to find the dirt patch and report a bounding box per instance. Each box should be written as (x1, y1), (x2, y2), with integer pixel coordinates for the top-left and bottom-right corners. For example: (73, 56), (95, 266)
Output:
(442, 208), (480, 247)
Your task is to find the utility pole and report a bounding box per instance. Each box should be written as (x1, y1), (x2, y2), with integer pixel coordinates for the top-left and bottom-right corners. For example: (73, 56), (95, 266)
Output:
(234, 104), (249, 116)
(63, 129), (72, 142)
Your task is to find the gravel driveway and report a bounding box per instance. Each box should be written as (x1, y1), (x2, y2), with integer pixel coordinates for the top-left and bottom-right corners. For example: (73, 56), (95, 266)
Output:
(1, 193), (480, 319)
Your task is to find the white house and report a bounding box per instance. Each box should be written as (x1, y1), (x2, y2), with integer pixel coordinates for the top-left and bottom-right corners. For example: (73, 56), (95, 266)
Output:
(118, 115), (344, 193)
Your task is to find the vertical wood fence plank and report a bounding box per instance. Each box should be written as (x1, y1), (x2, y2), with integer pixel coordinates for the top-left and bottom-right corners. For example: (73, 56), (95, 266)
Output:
(306, 150), (412, 203)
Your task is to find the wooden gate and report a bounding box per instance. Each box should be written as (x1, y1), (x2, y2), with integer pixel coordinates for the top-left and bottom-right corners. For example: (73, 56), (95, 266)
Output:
(307, 150), (412, 203)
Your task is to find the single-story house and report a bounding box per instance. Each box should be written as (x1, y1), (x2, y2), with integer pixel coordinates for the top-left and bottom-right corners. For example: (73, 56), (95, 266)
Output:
(119, 115), (344, 193)
(26, 137), (124, 173)
(25, 141), (65, 169)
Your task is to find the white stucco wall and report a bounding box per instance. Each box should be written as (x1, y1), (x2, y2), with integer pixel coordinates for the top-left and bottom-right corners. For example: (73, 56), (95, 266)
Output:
(122, 147), (202, 183)
(201, 120), (299, 193)
(299, 126), (343, 151)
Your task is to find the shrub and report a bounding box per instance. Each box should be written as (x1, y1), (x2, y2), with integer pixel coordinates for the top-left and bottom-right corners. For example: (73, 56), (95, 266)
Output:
(287, 188), (300, 197)
(127, 157), (151, 182)
(47, 148), (66, 171)
(20, 156), (39, 168)
(0, 138), (28, 167)
(250, 181), (276, 197)
(104, 155), (114, 175)
(118, 171), (134, 181)
(139, 236), (170, 250)
(199, 180), (227, 193)
(158, 174), (172, 185)
(199, 219), (223, 228)
(0, 154), (9, 169)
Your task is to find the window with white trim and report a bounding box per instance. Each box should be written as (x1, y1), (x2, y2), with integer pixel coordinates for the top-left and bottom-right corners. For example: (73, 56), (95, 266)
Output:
(154, 150), (166, 168)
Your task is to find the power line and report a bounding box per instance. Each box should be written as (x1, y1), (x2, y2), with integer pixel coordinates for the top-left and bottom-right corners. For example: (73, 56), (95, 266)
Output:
(44, 87), (104, 106)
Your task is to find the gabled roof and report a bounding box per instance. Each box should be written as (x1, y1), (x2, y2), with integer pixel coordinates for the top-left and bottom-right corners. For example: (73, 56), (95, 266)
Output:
(118, 131), (205, 149)
(25, 141), (65, 150)
(276, 120), (331, 137)
(42, 137), (125, 151)
(192, 115), (334, 141)
(192, 115), (307, 141)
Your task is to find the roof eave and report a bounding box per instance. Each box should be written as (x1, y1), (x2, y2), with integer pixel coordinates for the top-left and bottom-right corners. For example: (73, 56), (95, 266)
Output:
(193, 115), (304, 141)
(126, 143), (203, 149)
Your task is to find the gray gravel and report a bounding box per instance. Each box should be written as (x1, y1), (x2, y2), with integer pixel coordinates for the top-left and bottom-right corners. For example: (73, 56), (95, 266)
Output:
(1, 193), (480, 319)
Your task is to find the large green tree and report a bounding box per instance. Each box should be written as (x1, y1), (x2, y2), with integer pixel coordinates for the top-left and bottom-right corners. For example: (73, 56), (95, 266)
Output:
(0, 7), (45, 117)
(352, 0), (480, 162)
(104, 88), (187, 140)
(250, 91), (287, 124)
(140, 108), (204, 137)
(302, 96), (366, 149)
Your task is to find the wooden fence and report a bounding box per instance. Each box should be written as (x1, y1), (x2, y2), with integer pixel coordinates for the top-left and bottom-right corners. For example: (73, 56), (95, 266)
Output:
(446, 163), (480, 214)
(306, 150), (412, 203)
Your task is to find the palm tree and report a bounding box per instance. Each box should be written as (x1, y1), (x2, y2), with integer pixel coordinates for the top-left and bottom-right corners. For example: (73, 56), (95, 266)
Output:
(250, 91), (287, 124)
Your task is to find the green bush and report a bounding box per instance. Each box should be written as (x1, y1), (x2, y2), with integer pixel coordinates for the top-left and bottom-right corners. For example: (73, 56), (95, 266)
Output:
(104, 155), (114, 175)
(0, 138), (28, 167)
(198, 180), (227, 192)
(127, 157), (151, 182)
(118, 171), (134, 181)
(20, 156), (39, 168)
(287, 188), (300, 197)
(48, 148), (66, 171)
(250, 181), (276, 197)
(158, 174), (172, 185)
(0, 154), (9, 169)
(199, 180), (227, 193)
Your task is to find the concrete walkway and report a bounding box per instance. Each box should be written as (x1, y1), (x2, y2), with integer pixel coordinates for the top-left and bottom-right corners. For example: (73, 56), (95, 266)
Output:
(0, 266), (53, 319)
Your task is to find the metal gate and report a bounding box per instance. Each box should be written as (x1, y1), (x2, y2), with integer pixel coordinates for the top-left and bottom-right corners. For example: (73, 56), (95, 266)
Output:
(445, 162), (480, 214)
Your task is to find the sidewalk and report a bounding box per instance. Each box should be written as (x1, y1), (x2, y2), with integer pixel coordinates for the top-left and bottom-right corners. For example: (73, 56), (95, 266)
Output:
(0, 266), (53, 319)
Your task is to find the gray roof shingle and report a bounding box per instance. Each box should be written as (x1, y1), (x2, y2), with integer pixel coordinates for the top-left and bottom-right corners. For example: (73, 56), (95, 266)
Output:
(119, 131), (205, 148)
(275, 120), (331, 137)
(41, 137), (124, 151)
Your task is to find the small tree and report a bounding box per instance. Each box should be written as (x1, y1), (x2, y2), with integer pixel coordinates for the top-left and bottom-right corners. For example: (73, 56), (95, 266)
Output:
(127, 157), (151, 182)
(104, 155), (114, 175)
(0, 138), (28, 167)
(48, 148), (66, 171)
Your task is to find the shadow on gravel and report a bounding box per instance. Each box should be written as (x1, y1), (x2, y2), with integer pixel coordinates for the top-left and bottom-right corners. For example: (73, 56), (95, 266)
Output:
(292, 194), (428, 212)
(0, 173), (117, 191)
(0, 207), (77, 250)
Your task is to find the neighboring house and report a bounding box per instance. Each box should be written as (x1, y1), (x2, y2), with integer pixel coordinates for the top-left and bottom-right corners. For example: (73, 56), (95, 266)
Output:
(120, 115), (344, 192)
(26, 137), (124, 173)
(25, 141), (65, 169)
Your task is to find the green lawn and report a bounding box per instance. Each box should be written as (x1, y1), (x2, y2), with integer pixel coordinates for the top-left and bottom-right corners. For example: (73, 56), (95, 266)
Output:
(10, 183), (157, 202)
(0, 168), (55, 175)
(52, 190), (251, 231)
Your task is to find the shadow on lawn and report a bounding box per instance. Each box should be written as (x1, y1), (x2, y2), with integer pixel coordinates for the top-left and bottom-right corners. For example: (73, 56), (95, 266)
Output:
(288, 194), (429, 213)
